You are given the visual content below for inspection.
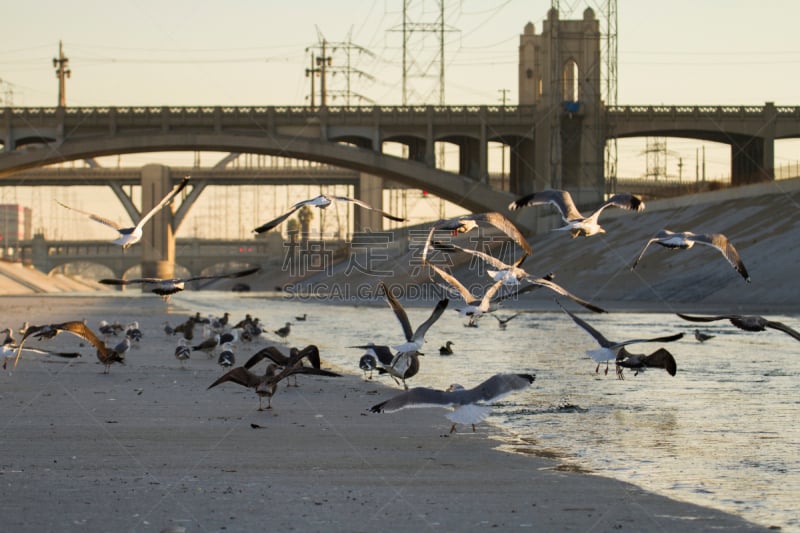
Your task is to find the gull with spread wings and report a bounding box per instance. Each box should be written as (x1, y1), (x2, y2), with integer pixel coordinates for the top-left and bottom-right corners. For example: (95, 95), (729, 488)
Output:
(57, 176), (190, 249)
(557, 300), (682, 378)
(254, 194), (407, 234)
(369, 373), (536, 434)
(508, 189), (644, 238)
(15, 321), (124, 373)
(631, 229), (750, 282)
(99, 266), (260, 301)
(676, 313), (800, 342)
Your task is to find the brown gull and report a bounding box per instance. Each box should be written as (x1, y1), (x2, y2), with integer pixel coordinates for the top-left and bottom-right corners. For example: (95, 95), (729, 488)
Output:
(676, 313), (800, 342)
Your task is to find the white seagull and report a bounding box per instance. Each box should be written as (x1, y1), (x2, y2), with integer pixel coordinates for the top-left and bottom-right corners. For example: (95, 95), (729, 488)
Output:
(57, 175), (190, 249)
(98, 266), (261, 301)
(424, 235), (606, 314)
(254, 194), (407, 234)
(380, 281), (449, 354)
(508, 189), (644, 238)
(631, 229), (750, 282)
(368, 373), (536, 434)
(174, 338), (191, 368)
(557, 300), (681, 378)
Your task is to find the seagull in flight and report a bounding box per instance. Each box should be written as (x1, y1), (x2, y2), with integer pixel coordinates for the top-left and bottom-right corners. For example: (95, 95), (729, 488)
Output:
(557, 300), (682, 378)
(380, 281), (449, 354)
(57, 176), (190, 249)
(631, 229), (750, 282)
(508, 189), (644, 238)
(676, 313), (800, 342)
(423, 237), (606, 315)
(368, 373), (536, 434)
(254, 194), (407, 234)
(431, 212), (533, 256)
(98, 266), (260, 301)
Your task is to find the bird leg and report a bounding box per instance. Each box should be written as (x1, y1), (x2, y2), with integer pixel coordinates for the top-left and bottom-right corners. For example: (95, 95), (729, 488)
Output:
(449, 423), (457, 434)
(604, 361), (610, 375)
(471, 424), (476, 432)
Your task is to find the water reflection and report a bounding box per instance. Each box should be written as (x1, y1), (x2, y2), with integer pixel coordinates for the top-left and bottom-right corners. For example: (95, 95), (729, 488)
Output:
(174, 292), (800, 530)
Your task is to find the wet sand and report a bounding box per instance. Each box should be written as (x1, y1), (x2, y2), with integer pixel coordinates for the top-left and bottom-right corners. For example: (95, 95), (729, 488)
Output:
(0, 295), (768, 532)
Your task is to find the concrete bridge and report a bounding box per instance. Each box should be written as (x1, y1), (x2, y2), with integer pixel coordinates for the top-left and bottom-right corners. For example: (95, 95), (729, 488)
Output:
(0, 8), (797, 281)
(17, 234), (284, 279)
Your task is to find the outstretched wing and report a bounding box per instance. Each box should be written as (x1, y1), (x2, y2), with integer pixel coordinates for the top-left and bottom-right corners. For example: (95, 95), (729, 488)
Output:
(764, 320), (800, 342)
(631, 235), (663, 270)
(675, 313), (731, 323)
(532, 278), (606, 313)
(253, 205), (303, 234)
(411, 298), (449, 343)
(557, 300), (614, 347)
(56, 201), (122, 231)
(245, 346), (289, 368)
(186, 266), (261, 283)
(379, 281), (414, 342)
(689, 233), (750, 282)
(135, 176), (191, 231)
(589, 193), (645, 220)
(508, 190), (582, 222)
(334, 196), (407, 222)
(207, 367), (261, 390)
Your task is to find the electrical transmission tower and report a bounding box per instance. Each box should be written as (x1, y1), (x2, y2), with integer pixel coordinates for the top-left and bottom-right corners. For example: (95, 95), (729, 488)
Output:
(308, 30), (376, 106)
(390, 0), (458, 106)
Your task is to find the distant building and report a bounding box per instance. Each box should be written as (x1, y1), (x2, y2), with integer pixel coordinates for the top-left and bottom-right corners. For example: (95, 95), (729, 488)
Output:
(0, 204), (33, 245)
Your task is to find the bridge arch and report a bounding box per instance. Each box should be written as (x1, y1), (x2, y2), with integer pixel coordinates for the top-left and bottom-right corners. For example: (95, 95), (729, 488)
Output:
(0, 131), (518, 227)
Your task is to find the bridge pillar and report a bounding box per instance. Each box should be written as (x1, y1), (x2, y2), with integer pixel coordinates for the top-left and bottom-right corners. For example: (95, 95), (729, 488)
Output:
(354, 173), (385, 232)
(518, 9), (604, 211)
(30, 233), (51, 273)
(731, 102), (776, 185)
(139, 164), (177, 280)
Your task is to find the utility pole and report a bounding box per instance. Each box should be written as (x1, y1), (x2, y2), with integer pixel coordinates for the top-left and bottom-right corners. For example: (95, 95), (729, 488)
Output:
(305, 53), (317, 108)
(306, 38), (332, 108)
(53, 40), (70, 107)
(498, 88), (511, 190)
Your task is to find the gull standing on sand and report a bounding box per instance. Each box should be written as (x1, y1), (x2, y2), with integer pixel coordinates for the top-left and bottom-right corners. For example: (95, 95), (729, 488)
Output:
(274, 322), (291, 339)
(193, 334), (221, 357)
(98, 266), (261, 301)
(676, 313), (800, 342)
(557, 301), (682, 378)
(253, 194), (407, 234)
(217, 343), (236, 370)
(631, 229), (750, 282)
(508, 189), (644, 238)
(174, 338), (191, 368)
(368, 373), (536, 434)
(57, 176), (190, 249)
(350, 342), (394, 380)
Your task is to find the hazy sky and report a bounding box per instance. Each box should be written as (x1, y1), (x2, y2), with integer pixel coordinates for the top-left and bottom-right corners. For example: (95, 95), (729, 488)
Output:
(1, 1), (799, 240)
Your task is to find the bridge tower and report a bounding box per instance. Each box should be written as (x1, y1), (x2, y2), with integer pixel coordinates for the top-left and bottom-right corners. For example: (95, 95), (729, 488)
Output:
(140, 164), (179, 280)
(517, 8), (604, 207)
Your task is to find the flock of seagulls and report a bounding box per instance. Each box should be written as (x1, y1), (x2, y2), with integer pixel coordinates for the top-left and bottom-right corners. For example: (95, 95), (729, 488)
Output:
(14, 183), (789, 435)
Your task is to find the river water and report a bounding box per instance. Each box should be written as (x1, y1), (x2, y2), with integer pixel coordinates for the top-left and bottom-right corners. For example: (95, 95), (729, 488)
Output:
(176, 291), (799, 531)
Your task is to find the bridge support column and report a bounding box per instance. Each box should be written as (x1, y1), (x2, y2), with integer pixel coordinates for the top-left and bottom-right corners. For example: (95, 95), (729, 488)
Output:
(354, 173), (385, 232)
(731, 103), (776, 185)
(140, 164), (176, 280)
